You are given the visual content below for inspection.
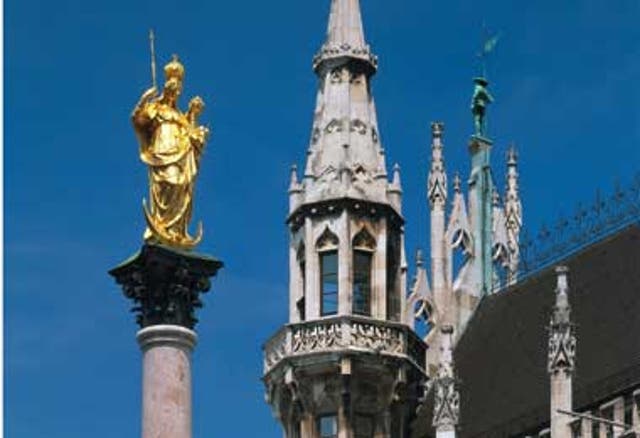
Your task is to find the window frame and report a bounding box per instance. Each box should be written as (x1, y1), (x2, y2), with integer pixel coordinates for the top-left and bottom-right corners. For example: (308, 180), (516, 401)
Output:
(320, 250), (339, 316)
(352, 249), (373, 316)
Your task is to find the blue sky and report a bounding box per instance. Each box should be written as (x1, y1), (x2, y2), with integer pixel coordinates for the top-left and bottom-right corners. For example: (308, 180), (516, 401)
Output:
(5, 0), (640, 436)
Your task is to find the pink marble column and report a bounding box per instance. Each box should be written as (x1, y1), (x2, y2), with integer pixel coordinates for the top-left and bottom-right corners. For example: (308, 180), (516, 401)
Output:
(137, 325), (197, 438)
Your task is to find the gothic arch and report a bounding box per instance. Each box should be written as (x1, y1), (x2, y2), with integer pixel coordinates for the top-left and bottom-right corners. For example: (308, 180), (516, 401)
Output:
(352, 226), (376, 251)
(316, 226), (339, 251)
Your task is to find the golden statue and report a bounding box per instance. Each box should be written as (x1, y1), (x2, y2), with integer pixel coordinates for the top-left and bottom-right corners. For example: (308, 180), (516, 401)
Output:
(132, 53), (209, 249)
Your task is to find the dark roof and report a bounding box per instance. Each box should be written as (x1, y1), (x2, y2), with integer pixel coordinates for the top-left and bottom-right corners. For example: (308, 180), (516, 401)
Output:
(412, 225), (640, 438)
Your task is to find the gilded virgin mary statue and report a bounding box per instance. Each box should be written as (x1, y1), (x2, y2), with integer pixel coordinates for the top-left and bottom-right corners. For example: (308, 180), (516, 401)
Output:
(132, 55), (209, 249)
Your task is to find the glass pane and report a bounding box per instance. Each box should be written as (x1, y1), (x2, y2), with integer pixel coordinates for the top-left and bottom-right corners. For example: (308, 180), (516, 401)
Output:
(321, 251), (338, 316)
(318, 414), (338, 438)
(353, 251), (372, 316)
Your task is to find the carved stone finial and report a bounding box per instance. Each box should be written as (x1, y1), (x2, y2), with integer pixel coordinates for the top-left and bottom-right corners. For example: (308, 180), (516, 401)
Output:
(453, 173), (462, 194)
(492, 187), (500, 207)
(289, 164), (301, 191)
(548, 266), (576, 374)
(416, 248), (424, 267)
(393, 163), (401, 183)
(507, 145), (518, 166)
(431, 121), (444, 138)
(428, 123), (448, 209)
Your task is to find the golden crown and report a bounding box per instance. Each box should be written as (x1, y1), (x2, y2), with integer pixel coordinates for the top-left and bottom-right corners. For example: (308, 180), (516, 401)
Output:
(164, 54), (185, 81)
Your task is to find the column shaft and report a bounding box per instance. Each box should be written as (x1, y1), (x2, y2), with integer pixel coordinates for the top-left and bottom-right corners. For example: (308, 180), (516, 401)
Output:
(137, 325), (197, 438)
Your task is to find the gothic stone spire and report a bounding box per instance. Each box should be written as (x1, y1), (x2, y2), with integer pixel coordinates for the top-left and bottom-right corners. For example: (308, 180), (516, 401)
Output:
(301, 0), (391, 207)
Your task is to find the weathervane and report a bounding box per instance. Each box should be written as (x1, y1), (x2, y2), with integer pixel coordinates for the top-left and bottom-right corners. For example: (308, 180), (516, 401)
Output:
(471, 24), (500, 138)
(477, 24), (500, 79)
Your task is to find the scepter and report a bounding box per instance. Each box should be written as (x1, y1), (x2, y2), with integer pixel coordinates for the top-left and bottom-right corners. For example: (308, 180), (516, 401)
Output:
(149, 29), (157, 89)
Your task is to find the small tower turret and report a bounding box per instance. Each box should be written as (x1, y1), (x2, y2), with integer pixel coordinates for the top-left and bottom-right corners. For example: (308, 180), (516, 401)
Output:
(263, 1), (427, 436)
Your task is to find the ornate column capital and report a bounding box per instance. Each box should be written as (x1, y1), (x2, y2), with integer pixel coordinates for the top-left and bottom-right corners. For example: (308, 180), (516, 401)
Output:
(109, 244), (223, 329)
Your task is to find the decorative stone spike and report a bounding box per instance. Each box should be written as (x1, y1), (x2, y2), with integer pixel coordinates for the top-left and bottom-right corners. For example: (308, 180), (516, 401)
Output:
(428, 122), (448, 209)
(505, 145), (523, 286)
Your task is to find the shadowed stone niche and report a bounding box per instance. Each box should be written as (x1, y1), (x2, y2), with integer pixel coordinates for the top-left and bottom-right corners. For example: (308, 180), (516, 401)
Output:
(109, 244), (223, 329)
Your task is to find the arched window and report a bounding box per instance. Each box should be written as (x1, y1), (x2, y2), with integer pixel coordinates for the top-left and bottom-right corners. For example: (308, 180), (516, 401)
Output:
(352, 228), (376, 316)
(317, 228), (339, 316)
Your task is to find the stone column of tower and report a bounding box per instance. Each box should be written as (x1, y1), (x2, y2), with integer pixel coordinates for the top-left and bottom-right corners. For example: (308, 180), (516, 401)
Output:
(432, 325), (459, 438)
(110, 245), (222, 438)
(428, 122), (449, 326)
(548, 266), (576, 438)
(263, 1), (427, 436)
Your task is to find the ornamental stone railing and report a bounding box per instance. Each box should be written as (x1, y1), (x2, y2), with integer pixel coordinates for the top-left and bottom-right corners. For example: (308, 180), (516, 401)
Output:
(263, 316), (427, 375)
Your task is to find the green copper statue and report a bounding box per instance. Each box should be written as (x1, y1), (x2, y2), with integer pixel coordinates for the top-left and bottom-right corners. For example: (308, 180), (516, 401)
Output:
(471, 77), (493, 138)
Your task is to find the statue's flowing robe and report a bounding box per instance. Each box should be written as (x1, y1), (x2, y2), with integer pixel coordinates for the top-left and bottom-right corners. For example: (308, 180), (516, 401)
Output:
(133, 101), (200, 244)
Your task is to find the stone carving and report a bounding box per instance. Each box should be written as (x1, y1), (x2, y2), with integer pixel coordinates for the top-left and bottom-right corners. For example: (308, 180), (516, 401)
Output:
(330, 68), (344, 83)
(428, 122), (448, 209)
(292, 321), (343, 353)
(109, 243), (222, 329)
(371, 128), (379, 144)
(505, 146), (522, 285)
(325, 119), (343, 134)
(352, 227), (376, 250)
(311, 127), (321, 145)
(447, 174), (473, 257)
(263, 317), (427, 374)
(313, 43), (378, 71)
(548, 267), (576, 374)
(264, 329), (288, 369)
(351, 321), (403, 354)
(350, 119), (368, 135)
(316, 227), (339, 250)
(433, 325), (460, 430)
(433, 376), (460, 429)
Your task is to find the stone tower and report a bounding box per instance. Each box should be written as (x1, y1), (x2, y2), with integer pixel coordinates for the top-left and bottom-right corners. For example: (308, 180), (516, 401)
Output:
(263, 1), (428, 436)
